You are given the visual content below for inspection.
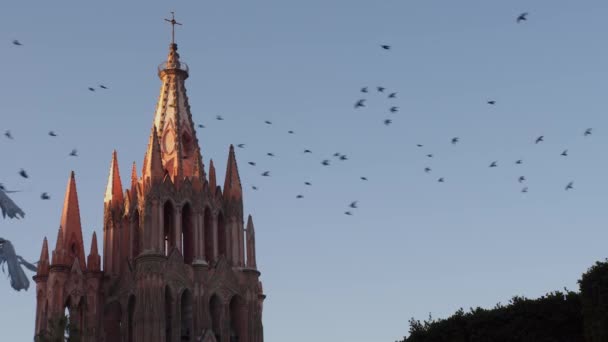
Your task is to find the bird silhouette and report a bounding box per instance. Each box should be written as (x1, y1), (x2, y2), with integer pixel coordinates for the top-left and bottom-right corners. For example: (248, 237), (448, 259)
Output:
(349, 201), (358, 209)
(416, 144), (423, 147)
(380, 45), (391, 50)
(305, 182), (312, 186)
(0, 238), (38, 291)
(517, 12), (528, 23)
(12, 40), (22, 46)
(252, 186), (258, 190)
(216, 115), (224, 121)
(487, 100), (496, 105)
(361, 87), (368, 93)
(565, 182), (574, 191)
(69, 149), (78, 157)
(561, 149), (568, 157)
(333, 152), (341, 157)
(521, 187), (528, 193)
(360, 177), (368, 181)
(321, 160), (330, 166)
(451, 137), (459, 145)
(535, 136), (544, 144)
(0, 190), (25, 219)
(390, 106), (399, 113)
(237, 144), (245, 148)
(344, 211), (353, 216)
(296, 195), (304, 199)
(18, 169), (28, 179)
(518, 176), (526, 183)
(388, 92), (397, 98)
(515, 159), (523, 165)
(4, 130), (13, 140)
(261, 171), (270, 177)
(384, 119), (392, 126)
(99, 84), (108, 89)
(267, 152), (275, 157)
(584, 128), (592, 136)
(264, 120), (272, 125)
(48, 131), (57, 137)
(198, 124), (205, 128)
(426, 154), (433, 158)
(424, 167), (431, 173)
(248, 162), (256, 166)
(339, 155), (348, 161)
(489, 161), (498, 168)
(288, 130), (294, 134)
(304, 149), (312, 154)
(377, 86), (385, 92)
(40, 193), (50, 200)
(438, 178), (445, 183)
(88, 87), (95, 92)
(355, 99), (366, 108)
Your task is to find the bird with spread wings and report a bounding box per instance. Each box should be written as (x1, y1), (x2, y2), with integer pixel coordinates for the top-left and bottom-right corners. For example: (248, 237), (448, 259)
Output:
(0, 188), (25, 219)
(0, 237), (37, 291)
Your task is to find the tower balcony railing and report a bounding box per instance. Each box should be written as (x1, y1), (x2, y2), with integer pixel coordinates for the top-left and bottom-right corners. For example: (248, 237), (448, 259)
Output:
(158, 61), (189, 75)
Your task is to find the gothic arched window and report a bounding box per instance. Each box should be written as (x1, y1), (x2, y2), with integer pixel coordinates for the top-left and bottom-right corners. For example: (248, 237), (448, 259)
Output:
(163, 201), (176, 256)
(204, 208), (214, 262)
(181, 204), (194, 264)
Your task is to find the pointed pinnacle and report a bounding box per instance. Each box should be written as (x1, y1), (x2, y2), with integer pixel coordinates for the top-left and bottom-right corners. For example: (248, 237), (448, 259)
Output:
(104, 150), (124, 205)
(224, 145), (243, 199)
(37, 237), (50, 275)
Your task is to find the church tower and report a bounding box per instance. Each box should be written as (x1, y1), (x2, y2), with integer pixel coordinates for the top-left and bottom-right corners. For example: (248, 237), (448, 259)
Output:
(34, 14), (266, 342)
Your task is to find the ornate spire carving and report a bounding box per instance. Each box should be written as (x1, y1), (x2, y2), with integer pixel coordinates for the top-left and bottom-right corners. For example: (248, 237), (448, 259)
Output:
(104, 150), (124, 206)
(36, 237), (49, 276)
(59, 171), (86, 268)
(87, 232), (101, 272)
(223, 145), (243, 200)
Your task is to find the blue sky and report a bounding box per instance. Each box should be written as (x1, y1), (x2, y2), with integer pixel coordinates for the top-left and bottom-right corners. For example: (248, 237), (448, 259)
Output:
(2, 1), (608, 341)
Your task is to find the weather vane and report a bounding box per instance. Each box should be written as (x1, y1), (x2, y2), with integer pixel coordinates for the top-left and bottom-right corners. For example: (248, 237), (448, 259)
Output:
(164, 11), (182, 44)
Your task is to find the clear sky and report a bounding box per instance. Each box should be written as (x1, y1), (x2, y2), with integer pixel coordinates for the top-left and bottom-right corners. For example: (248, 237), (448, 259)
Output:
(1, 1), (608, 341)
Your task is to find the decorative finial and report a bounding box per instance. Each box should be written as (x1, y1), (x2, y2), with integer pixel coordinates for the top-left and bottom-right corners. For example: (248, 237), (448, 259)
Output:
(164, 11), (182, 44)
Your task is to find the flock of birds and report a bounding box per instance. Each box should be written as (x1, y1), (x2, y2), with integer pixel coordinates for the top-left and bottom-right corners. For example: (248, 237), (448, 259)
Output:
(0, 10), (590, 293)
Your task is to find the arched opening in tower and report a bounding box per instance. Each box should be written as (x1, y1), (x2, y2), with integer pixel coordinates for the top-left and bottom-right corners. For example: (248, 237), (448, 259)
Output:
(209, 295), (222, 342)
(132, 211), (141, 259)
(128, 295), (136, 342)
(165, 286), (173, 342)
(164, 201), (176, 256)
(180, 289), (193, 341)
(229, 295), (247, 342)
(204, 207), (214, 262)
(181, 203), (194, 264)
(104, 301), (122, 342)
(217, 212), (226, 259)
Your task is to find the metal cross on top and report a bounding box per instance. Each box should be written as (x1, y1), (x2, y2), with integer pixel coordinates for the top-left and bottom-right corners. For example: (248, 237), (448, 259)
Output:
(164, 11), (182, 44)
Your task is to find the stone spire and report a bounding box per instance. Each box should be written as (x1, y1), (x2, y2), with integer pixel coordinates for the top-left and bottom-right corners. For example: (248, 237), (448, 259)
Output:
(209, 159), (217, 193)
(59, 171), (86, 268)
(246, 215), (257, 269)
(131, 161), (138, 191)
(87, 232), (101, 272)
(151, 41), (203, 184)
(36, 237), (50, 276)
(104, 150), (124, 206)
(223, 145), (243, 200)
(142, 126), (164, 186)
(51, 227), (66, 266)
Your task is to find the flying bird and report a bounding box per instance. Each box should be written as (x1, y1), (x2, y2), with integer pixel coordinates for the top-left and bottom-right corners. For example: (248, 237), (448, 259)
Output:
(416, 144), (423, 147)
(261, 171), (270, 177)
(384, 119), (392, 126)
(518, 176), (526, 183)
(487, 100), (496, 105)
(252, 186), (258, 190)
(349, 201), (358, 209)
(339, 155), (348, 161)
(355, 99), (366, 109)
(438, 178), (445, 183)
(535, 136), (544, 144)
(19, 169), (28, 179)
(237, 144), (245, 148)
(88, 87), (95, 92)
(321, 159), (330, 166)
(344, 211), (353, 216)
(0, 238), (37, 291)
(377, 86), (385, 93)
(489, 161), (498, 168)
(296, 195), (304, 199)
(304, 149), (312, 154)
(69, 149), (78, 157)
(0, 189), (25, 219)
(424, 167), (431, 173)
(267, 152), (275, 157)
(361, 87), (368, 93)
(288, 130), (294, 134)
(48, 131), (57, 137)
(360, 177), (368, 181)
(380, 45), (391, 50)
(4, 130), (13, 139)
(99, 84), (108, 89)
(198, 124), (205, 128)
(390, 106), (399, 113)
(248, 162), (256, 166)
(264, 120), (272, 125)
(584, 128), (592, 137)
(426, 154), (433, 158)
(40, 193), (50, 200)
(565, 182), (574, 191)
(216, 115), (224, 121)
(12, 40), (22, 46)
(388, 92), (397, 98)
(515, 159), (523, 165)
(304, 182), (312, 186)
(516, 12), (528, 23)
(333, 152), (341, 157)
(521, 187), (528, 193)
(561, 149), (568, 157)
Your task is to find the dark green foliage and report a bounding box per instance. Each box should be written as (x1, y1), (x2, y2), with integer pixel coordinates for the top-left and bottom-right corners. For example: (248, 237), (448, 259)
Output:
(399, 291), (583, 342)
(579, 259), (608, 342)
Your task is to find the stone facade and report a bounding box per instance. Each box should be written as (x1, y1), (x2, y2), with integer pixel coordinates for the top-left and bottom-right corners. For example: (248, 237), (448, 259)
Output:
(33, 40), (265, 342)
